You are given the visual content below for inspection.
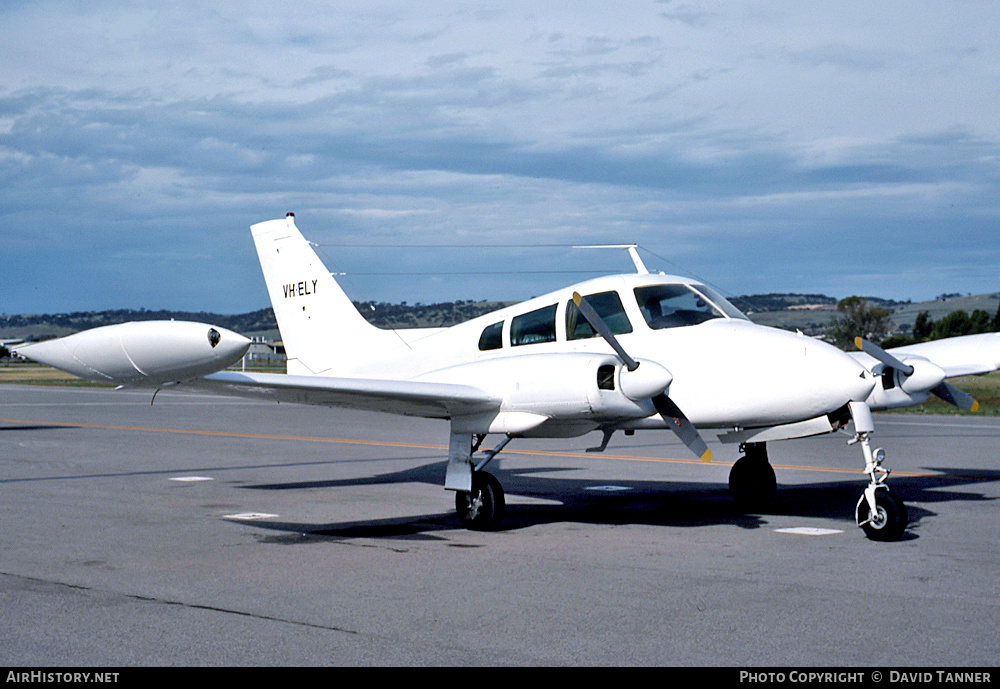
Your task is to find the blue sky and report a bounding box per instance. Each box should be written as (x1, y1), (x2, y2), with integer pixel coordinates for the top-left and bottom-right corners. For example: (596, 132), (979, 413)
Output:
(2, 1), (998, 314)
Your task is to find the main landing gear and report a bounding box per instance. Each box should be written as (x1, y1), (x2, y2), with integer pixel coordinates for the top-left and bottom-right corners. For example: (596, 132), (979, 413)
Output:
(450, 434), (510, 531)
(728, 442), (777, 512)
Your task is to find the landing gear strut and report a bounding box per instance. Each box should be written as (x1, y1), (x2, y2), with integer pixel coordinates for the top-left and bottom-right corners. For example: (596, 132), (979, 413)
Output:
(729, 442), (777, 512)
(849, 401), (908, 541)
(449, 434), (511, 531)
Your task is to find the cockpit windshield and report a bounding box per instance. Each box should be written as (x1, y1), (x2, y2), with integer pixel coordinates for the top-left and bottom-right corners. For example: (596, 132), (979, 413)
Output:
(634, 283), (748, 329)
(689, 283), (750, 321)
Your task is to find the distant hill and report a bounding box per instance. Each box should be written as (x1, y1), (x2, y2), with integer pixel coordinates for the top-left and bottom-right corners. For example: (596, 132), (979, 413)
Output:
(354, 300), (515, 331)
(4, 292), (998, 341)
(737, 292), (999, 336)
(1, 308), (279, 341)
(1, 300), (515, 341)
(730, 293), (904, 313)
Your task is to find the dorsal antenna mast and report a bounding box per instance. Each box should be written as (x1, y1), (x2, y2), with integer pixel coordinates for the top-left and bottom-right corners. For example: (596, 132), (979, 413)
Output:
(572, 244), (649, 275)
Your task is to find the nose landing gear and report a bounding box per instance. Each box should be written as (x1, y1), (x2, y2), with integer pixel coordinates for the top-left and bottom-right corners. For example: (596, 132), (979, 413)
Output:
(849, 402), (908, 541)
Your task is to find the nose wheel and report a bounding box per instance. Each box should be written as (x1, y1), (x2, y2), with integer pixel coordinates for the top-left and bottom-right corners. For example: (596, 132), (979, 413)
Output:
(856, 487), (907, 541)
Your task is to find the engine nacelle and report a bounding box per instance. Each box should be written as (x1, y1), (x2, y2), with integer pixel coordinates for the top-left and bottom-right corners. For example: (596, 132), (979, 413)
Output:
(14, 321), (251, 387)
(865, 356), (945, 411)
(419, 352), (660, 435)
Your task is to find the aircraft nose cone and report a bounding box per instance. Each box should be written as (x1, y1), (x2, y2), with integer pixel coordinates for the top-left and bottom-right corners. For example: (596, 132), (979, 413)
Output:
(849, 364), (877, 402)
(812, 340), (876, 404)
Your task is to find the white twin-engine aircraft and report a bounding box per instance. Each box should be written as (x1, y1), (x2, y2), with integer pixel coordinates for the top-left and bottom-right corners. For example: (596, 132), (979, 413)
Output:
(16, 214), (1000, 540)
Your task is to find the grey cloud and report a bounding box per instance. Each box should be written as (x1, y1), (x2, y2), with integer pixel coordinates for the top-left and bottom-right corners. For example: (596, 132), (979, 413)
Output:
(787, 44), (890, 72)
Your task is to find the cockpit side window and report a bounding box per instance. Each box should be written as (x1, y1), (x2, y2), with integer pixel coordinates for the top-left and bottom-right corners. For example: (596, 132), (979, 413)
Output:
(566, 291), (633, 340)
(511, 304), (557, 346)
(634, 284), (726, 329)
(478, 321), (503, 351)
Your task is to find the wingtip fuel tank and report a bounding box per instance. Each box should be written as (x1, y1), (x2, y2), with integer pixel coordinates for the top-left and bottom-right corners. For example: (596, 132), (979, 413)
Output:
(14, 321), (251, 387)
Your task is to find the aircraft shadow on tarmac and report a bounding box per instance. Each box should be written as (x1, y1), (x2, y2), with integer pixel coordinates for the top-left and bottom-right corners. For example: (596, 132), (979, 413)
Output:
(0, 423), (79, 432)
(240, 461), (1000, 542)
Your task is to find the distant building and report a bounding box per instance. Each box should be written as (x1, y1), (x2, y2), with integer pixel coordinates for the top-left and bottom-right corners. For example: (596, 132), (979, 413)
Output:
(2, 339), (27, 359)
(244, 338), (286, 363)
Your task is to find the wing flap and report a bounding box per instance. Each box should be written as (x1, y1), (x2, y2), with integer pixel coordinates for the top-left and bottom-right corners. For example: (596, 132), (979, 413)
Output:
(187, 371), (500, 419)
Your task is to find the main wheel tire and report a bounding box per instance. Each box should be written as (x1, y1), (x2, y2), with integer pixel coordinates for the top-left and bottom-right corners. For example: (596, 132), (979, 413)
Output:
(729, 453), (777, 512)
(857, 489), (908, 541)
(455, 471), (506, 531)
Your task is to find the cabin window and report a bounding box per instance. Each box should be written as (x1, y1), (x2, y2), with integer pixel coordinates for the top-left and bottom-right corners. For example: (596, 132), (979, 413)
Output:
(511, 304), (557, 346)
(634, 284), (726, 329)
(566, 291), (633, 340)
(478, 321), (503, 351)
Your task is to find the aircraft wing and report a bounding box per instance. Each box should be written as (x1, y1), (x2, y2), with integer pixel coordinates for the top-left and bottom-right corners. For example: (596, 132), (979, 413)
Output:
(187, 371), (502, 420)
(885, 332), (1000, 377)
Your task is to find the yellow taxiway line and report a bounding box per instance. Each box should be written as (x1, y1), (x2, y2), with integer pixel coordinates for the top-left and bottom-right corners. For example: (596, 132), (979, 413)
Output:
(0, 417), (936, 478)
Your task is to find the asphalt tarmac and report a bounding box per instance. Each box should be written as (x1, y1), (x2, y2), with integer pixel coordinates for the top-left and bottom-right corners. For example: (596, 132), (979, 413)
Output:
(1, 384), (999, 667)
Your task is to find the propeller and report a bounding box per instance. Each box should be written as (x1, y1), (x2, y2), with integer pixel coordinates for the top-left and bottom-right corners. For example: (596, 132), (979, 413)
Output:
(855, 337), (979, 412)
(572, 292), (712, 462)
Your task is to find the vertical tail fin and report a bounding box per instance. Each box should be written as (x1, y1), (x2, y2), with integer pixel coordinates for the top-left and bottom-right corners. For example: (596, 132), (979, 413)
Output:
(250, 214), (405, 375)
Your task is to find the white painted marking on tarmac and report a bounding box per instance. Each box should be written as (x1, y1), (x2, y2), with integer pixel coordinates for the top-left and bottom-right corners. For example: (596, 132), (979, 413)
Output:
(585, 485), (632, 492)
(223, 512), (279, 521)
(505, 494), (563, 506)
(774, 527), (844, 536)
(169, 476), (214, 482)
(876, 418), (1000, 430)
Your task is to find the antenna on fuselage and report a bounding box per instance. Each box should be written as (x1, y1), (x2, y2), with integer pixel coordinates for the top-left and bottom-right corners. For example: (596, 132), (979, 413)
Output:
(572, 244), (649, 275)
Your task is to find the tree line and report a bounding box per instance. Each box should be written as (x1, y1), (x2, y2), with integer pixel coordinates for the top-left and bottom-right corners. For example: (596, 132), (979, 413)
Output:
(826, 297), (1000, 350)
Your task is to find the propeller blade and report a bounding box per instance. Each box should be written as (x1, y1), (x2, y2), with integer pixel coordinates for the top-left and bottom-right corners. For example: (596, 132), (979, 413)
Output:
(653, 394), (713, 463)
(572, 292), (638, 371)
(930, 381), (979, 412)
(855, 337), (914, 376)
